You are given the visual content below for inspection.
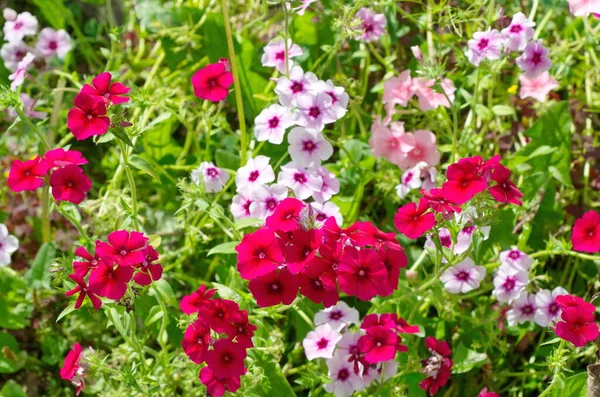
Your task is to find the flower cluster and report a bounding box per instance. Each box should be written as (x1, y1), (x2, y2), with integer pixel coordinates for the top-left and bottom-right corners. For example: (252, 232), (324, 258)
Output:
(395, 161), (437, 199)
(419, 337), (453, 396)
(67, 72), (130, 140)
(554, 294), (599, 347)
(8, 148), (92, 204)
(180, 284), (257, 397)
(302, 303), (419, 396)
(0, 223), (19, 267)
(571, 210), (600, 253)
(2, 7), (72, 91)
(65, 230), (162, 310)
(236, 199), (408, 307)
(60, 343), (93, 396)
(191, 59), (233, 102)
(394, 155), (523, 240)
(355, 8), (387, 42)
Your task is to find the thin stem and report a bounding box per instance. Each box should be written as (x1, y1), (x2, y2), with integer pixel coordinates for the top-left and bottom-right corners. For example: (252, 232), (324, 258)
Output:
(118, 140), (141, 231)
(40, 187), (51, 243)
(16, 107), (50, 150)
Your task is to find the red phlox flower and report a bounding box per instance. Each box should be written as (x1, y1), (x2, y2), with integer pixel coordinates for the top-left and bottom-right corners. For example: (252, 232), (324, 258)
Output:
(7, 156), (49, 192)
(248, 268), (299, 307)
(49, 165), (92, 204)
(67, 93), (110, 141)
(226, 310), (258, 348)
(198, 298), (240, 333)
(361, 313), (398, 330)
(421, 188), (462, 215)
(199, 366), (242, 397)
(191, 61), (234, 102)
(321, 216), (351, 245)
(394, 198), (436, 239)
(489, 164), (523, 205)
(95, 230), (147, 266)
(73, 244), (105, 277)
(378, 246), (407, 297)
(235, 228), (284, 280)
(338, 246), (387, 301)
(555, 294), (599, 347)
(441, 160), (488, 204)
(181, 318), (211, 364)
(133, 245), (163, 285)
(571, 210), (600, 253)
(204, 339), (247, 379)
(419, 337), (453, 396)
(283, 228), (322, 274)
(346, 221), (398, 251)
(297, 256), (339, 307)
(265, 197), (305, 232)
(88, 262), (134, 300)
(60, 343), (83, 380)
(358, 325), (398, 364)
(80, 72), (130, 105)
(478, 388), (501, 397)
(395, 317), (420, 334)
(318, 240), (343, 273)
(180, 284), (217, 314)
(44, 148), (88, 168)
(65, 274), (102, 310)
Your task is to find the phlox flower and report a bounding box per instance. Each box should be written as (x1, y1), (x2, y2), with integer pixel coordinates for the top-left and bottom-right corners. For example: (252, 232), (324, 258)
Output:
(199, 367), (242, 397)
(0, 224), (19, 267)
(312, 165), (339, 202)
(248, 268), (299, 307)
(499, 248), (533, 271)
(204, 339), (247, 379)
(369, 119), (412, 168)
(248, 183), (288, 220)
(95, 230), (147, 267)
(11, 93), (46, 119)
(316, 79), (349, 120)
(440, 258), (486, 294)
(283, 228), (322, 273)
(235, 155), (275, 189)
(516, 40), (552, 77)
(555, 294), (599, 347)
(254, 104), (296, 144)
(227, 310), (257, 348)
(424, 228), (453, 256)
(191, 60), (233, 102)
(1, 41), (32, 72)
(401, 129), (441, 169)
(198, 299), (239, 333)
(314, 301), (360, 331)
(323, 354), (365, 397)
(295, 92), (337, 131)
(383, 70), (415, 111)
(60, 343), (90, 396)
(394, 198), (436, 239)
(9, 51), (34, 91)
(80, 72), (130, 105)
(277, 161), (323, 199)
(7, 156), (49, 192)
(338, 246), (387, 301)
(133, 246), (163, 285)
(507, 291), (537, 326)
(230, 187), (254, 220)
(275, 65), (318, 107)
(534, 287), (568, 327)
(396, 162), (437, 198)
(379, 246), (408, 297)
(65, 274), (102, 310)
(441, 160), (488, 204)
(265, 197), (305, 231)
(419, 337), (453, 396)
(413, 78), (455, 111)
(44, 148), (88, 168)
(288, 126), (333, 166)
(454, 223), (488, 254)
(88, 262), (134, 300)
(568, 0), (600, 17)
(49, 165), (92, 204)
(335, 331), (362, 368)
(465, 28), (504, 67)
(519, 71), (559, 102)
(421, 188), (461, 215)
(67, 94), (110, 141)
(501, 12), (535, 52)
(358, 326), (398, 364)
(298, 256), (338, 307)
(571, 210), (600, 253)
(180, 284), (216, 314)
(181, 319), (210, 364)
(303, 323), (342, 360)
(261, 38), (303, 74)
(191, 161), (230, 193)
(492, 266), (529, 303)
(3, 11), (37, 43)
(489, 164), (523, 205)
(3, 8), (17, 21)
(479, 388), (502, 397)
(362, 359), (399, 387)
(309, 201), (342, 226)
(72, 244), (105, 278)
(235, 228), (283, 280)
(35, 28), (72, 59)
(355, 8), (386, 42)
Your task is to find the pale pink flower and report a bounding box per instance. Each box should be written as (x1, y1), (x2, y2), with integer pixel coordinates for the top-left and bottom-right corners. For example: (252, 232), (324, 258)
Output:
(383, 70), (415, 112)
(395, 163), (424, 198)
(516, 40), (552, 77)
(9, 52), (34, 92)
(369, 119), (411, 167)
(568, 0), (600, 16)
(499, 248), (533, 271)
(336, 331), (362, 359)
(7, 93), (47, 119)
(534, 287), (568, 327)
(35, 28), (72, 59)
(324, 354), (365, 397)
(295, 92), (337, 131)
(424, 227), (454, 256)
(288, 0), (318, 16)
(315, 79), (349, 120)
(249, 183), (288, 220)
(261, 38), (303, 74)
(501, 12), (535, 52)
(507, 291), (537, 326)
(1, 41), (33, 72)
(3, 11), (37, 43)
(235, 156), (275, 190)
(275, 65), (319, 107)
(254, 104), (296, 144)
(277, 161), (322, 199)
(465, 28), (504, 66)
(440, 258), (486, 294)
(492, 266), (529, 303)
(413, 78), (455, 111)
(288, 126), (333, 167)
(303, 323), (342, 360)
(191, 162), (230, 193)
(356, 8), (386, 42)
(454, 223), (488, 254)
(401, 129), (441, 169)
(314, 301), (360, 332)
(230, 187), (255, 220)
(309, 201), (342, 226)
(519, 72), (559, 102)
(3, 8), (17, 22)
(312, 165), (340, 203)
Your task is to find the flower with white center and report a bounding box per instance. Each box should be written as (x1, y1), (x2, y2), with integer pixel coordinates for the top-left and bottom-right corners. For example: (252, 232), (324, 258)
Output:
(249, 183), (288, 220)
(499, 248), (533, 271)
(1, 41), (33, 72)
(492, 266), (529, 303)
(303, 323), (342, 360)
(0, 224), (19, 266)
(336, 331), (363, 358)
(312, 165), (340, 203)
(7, 94), (47, 119)
(314, 301), (360, 331)
(9, 52), (34, 92)
(261, 38), (303, 74)
(314, 79), (349, 121)
(275, 65), (318, 107)
(277, 161), (322, 199)
(230, 187), (255, 220)
(235, 156), (275, 190)
(287, 126), (333, 167)
(465, 28), (504, 67)
(191, 162), (230, 193)
(363, 359), (399, 387)
(295, 92), (337, 131)
(534, 287), (568, 327)
(254, 104), (296, 144)
(3, 11), (38, 43)
(324, 354), (365, 397)
(395, 163), (424, 198)
(501, 12), (535, 52)
(309, 201), (342, 226)
(440, 258), (486, 294)
(507, 291), (537, 326)
(516, 40), (552, 78)
(355, 8), (386, 43)
(35, 28), (72, 59)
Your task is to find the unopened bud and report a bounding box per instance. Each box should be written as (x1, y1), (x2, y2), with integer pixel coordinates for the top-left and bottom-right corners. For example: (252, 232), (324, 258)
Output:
(3, 8), (17, 22)
(411, 46), (423, 62)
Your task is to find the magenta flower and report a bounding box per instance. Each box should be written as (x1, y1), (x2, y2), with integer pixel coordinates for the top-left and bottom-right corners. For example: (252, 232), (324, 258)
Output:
(516, 40), (552, 77)
(88, 262), (134, 300)
(248, 268), (299, 307)
(179, 284), (216, 314)
(95, 230), (148, 267)
(80, 72), (130, 105)
(67, 93), (110, 141)
(65, 274), (102, 310)
(7, 156), (49, 192)
(338, 246), (387, 300)
(571, 210), (600, 253)
(191, 60), (234, 102)
(501, 12), (535, 52)
(555, 295), (599, 347)
(181, 319), (210, 364)
(49, 165), (92, 205)
(356, 8), (387, 42)
(133, 245), (163, 286)
(358, 325), (398, 364)
(44, 148), (88, 168)
(465, 28), (504, 66)
(235, 228), (284, 280)
(204, 339), (247, 379)
(394, 198), (436, 239)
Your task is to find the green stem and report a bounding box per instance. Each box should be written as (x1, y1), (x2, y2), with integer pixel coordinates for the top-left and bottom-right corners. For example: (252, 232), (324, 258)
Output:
(40, 187), (51, 243)
(16, 107), (50, 150)
(118, 140), (141, 231)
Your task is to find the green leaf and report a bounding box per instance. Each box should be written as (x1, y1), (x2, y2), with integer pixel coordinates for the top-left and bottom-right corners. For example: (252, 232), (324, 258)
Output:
(492, 105), (516, 116)
(560, 372), (587, 396)
(451, 343), (488, 374)
(249, 350), (296, 397)
(215, 149), (241, 171)
(528, 182), (563, 250)
(32, 0), (66, 29)
(128, 154), (160, 180)
(207, 241), (239, 256)
(151, 279), (176, 307)
(56, 302), (76, 323)
(0, 379), (27, 397)
(111, 127), (135, 148)
(0, 269), (33, 330)
(145, 305), (164, 326)
(105, 307), (129, 337)
(234, 217), (264, 230)
(0, 332), (25, 374)
(25, 243), (56, 289)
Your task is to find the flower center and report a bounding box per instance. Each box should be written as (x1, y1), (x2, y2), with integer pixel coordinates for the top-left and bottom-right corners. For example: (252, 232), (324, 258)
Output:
(268, 117), (280, 129)
(456, 271), (470, 281)
(248, 170), (260, 182)
(120, 250), (127, 256)
(14, 21), (23, 30)
(290, 81), (304, 93)
(308, 106), (321, 119)
(302, 140), (316, 152)
(266, 198), (277, 210)
(510, 24), (523, 33)
(363, 23), (373, 33)
(49, 41), (58, 50)
(317, 338), (329, 349)
(477, 38), (489, 50)
(316, 213), (327, 221)
(275, 51), (285, 60)
(294, 173), (307, 183)
(337, 368), (350, 381)
(503, 278), (516, 291)
(549, 302), (559, 315)
(358, 269), (366, 277)
(269, 282), (281, 293)
(521, 305), (534, 315)
(208, 78), (218, 87)
(508, 250), (521, 260)
(531, 52), (542, 65)
(222, 353), (231, 362)
(329, 310), (343, 320)
(206, 168), (218, 177)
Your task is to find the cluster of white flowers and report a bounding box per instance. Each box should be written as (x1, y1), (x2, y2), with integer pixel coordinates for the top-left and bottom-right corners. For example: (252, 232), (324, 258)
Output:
(2, 8), (72, 91)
